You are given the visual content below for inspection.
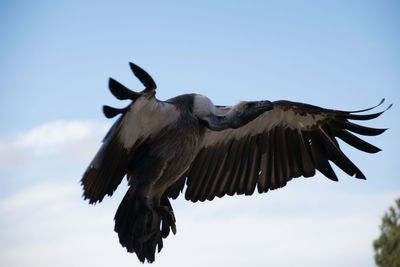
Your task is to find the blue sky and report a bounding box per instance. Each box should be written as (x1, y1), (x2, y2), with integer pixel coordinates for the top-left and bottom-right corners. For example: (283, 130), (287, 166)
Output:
(0, 1), (399, 266)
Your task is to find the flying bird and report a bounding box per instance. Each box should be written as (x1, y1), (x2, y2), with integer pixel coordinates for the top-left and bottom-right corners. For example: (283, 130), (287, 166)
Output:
(81, 62), (391, 263)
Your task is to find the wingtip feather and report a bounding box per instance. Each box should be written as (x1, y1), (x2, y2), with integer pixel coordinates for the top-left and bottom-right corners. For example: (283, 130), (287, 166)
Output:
(129, 62), (157, 90)
(108, 77), (141, 100)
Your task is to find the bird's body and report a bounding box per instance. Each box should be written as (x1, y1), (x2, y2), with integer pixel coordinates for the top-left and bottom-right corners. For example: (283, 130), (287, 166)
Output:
(81, 63), (390, 263)
(121, 94), (201, 202)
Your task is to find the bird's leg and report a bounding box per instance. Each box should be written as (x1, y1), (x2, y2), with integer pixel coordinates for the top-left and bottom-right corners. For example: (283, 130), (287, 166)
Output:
(157, 195), (177, 237)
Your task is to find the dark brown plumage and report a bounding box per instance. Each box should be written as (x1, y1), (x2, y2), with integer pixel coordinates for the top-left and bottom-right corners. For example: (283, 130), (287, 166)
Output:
(81, 62), (391, 263)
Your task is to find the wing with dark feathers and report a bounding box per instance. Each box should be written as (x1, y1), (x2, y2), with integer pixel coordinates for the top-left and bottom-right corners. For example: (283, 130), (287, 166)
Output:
(82, 95), (180, 204)
(167, 99), (391, 202)
(129, 62), (157, 90)
(81, 123), (130, 204)
(81, 63), (178, 204)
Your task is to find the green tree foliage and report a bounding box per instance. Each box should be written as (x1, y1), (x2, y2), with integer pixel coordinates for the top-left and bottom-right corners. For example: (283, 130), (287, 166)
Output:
(373, 198), (400, 267)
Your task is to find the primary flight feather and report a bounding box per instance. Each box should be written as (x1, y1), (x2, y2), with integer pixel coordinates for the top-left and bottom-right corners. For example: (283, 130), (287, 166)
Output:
(81, 62), (390, 263)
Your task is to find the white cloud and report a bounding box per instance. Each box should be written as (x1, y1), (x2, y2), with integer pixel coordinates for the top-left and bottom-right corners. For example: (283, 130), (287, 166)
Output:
(0, 120), (109, 168)
(15, 120), (92, 149)
(0, 181), (398, 267)
(14, 120), (109, 156)
(0, 183), (75, 213)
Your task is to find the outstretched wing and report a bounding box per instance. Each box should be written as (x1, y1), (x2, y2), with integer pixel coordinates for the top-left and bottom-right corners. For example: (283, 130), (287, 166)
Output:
(168, 99), (391, 202)
(81, 62), (178, 204)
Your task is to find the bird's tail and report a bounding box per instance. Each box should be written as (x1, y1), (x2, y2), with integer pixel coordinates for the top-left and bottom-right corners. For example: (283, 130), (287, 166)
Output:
(114, 189), (177, 263)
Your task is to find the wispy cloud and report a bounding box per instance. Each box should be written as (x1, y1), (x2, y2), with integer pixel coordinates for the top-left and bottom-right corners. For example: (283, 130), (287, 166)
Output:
(0, 120), (109, 168)
(0, 180), (397, 267)
(0, 183), (75, 213)
(13, 120), (109, 156)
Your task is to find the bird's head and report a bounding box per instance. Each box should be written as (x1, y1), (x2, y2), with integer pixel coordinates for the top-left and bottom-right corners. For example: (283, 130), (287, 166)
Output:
(231, 100), (274, 127)
(195, 97), (274, 131)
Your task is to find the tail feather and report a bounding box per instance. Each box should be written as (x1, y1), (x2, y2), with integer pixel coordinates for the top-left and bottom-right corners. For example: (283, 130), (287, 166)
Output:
(114, 190), (176, 263)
